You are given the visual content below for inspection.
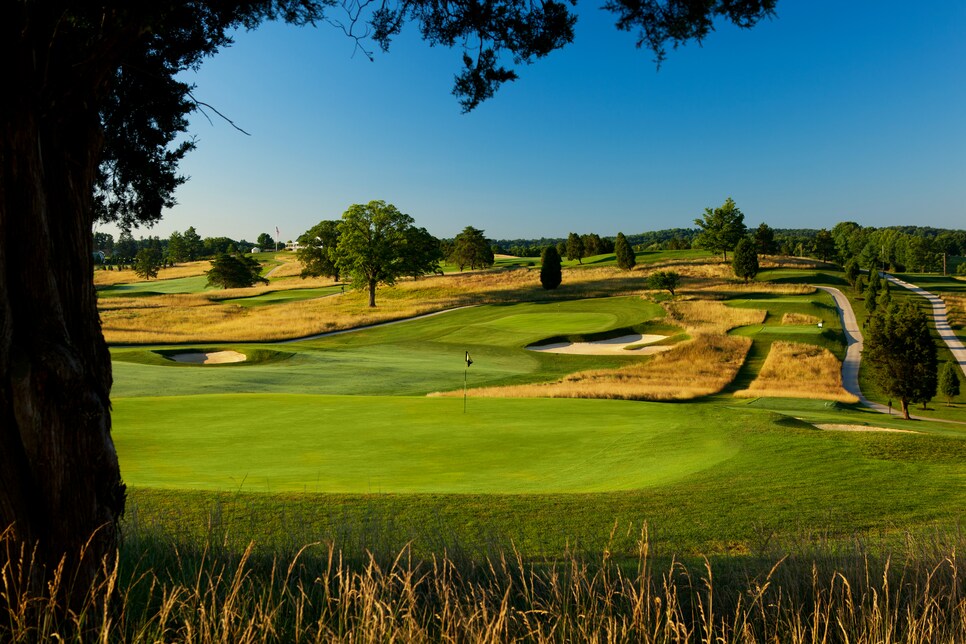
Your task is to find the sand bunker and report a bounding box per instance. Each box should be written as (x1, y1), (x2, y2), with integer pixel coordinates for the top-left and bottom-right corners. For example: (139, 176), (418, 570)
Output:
(170, 350), (247, 364)
(527, 334), (671, 356)
(814, 423), (917, 434)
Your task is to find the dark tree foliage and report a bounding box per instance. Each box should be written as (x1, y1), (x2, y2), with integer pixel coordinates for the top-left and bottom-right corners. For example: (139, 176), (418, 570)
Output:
(540, 246), (563, 290)
(401, 226), (444, 280)
(753, 222), (776, 255)
(450, 226), (494, 271)
(864, 302), (938, 419)
(615, 232), (636, 269)
(864, 270), (881, 315)
(647, 270), (679, 295)
(566, 233), (585, 264)
(1, 0), (780, 610)
(939, 362), (961, 406)
(297, 220), (341, 280)
(206, 252), (269, 289)
(844, 258), (861, 286)
(256, 232), (276, 249)
(133, 247), (162, 280)
(695, 197), (747, 260)
(732, 237), (759, 282)
(813, 229), (836, 262)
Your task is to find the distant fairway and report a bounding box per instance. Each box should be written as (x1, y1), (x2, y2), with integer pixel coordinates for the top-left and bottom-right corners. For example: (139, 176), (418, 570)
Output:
(218, 285), (343, 307)
(98, 274), (213, 296)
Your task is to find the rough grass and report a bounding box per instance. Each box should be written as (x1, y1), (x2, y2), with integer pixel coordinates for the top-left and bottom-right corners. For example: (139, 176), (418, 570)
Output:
(4, 525), (966, 643)
(781, 312), (821, 325)
(93, 260), (211, 285)
(733, 341), (857, 403)
(451, 334), (752, 401)
(943, 293), (966, 330)
(662, 299), (766, 334)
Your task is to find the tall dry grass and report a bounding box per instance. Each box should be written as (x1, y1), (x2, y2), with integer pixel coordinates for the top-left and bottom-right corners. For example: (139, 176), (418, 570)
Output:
(734, 341), (857, 403)
(942, 294), (965, 330)
(662, 300), (766, 334)
(93, 260), (212, 286)
(781, 312), (821, 325)
(4, 525), (965, 642)
(452, 334), (752, 401)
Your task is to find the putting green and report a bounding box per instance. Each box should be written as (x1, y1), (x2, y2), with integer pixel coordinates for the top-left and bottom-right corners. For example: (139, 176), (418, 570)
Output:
(112, 394), (738, 493)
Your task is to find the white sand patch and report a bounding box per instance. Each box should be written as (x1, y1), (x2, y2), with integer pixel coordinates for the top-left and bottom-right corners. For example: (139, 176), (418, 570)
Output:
(527, 334), (671, 356)
(170, 350), (247, 364)
(814, 423), (917, 434)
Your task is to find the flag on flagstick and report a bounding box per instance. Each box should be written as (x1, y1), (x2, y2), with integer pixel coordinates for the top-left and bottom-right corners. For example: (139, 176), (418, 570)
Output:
(465, 351), (473, 368)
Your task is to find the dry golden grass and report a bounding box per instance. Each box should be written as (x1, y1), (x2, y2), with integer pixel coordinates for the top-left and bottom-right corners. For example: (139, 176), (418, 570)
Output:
(662, 299), (766, 334)
(264, 253), (304, 278)
(942, 293), (965, 329)
(781, 312), (821, 325)
(99, 266), (652, 344)
(92, 260), (211, 286)
(734, 341), (857, 403)
(445, 334), (752, 401)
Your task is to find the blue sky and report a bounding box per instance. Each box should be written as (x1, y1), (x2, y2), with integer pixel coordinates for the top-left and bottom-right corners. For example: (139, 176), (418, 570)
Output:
(104, 0), (966, 243)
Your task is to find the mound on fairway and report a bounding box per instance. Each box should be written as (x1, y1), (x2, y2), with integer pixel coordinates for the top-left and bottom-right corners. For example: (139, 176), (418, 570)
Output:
(170, 350), (247, 364)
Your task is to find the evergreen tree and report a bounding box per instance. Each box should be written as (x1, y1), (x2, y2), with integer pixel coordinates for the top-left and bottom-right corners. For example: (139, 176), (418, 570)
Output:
(732, 237), (759, 282)
(813, 229), (836, 262)
(206, 252), (268, 289)
(753, 222), (776, 255)
(133, 247), (162, 280)
(614, 232), (636, 270)
(167, 230), (188, 264)
(694, 197), (747, 260)
(844, 258), (861, 286)
(540, 246), (562, 290)
(864, 270), (881, 315)
(864, 302), (938, 419)
(939, 362), (961, 406)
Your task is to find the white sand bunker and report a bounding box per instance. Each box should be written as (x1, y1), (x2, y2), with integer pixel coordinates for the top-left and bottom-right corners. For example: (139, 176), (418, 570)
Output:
(170, 350), (247, 364)
(814, 423), (917, 434)
(527, 334), (671, 356)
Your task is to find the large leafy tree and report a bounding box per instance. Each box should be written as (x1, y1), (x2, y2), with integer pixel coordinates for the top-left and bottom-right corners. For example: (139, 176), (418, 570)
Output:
(206, 252), (268, 289)
(297, 220), (341, 280)
(864, 302), (938, 419)
(1, 0), (778, 606)
(450, 226), (494, 271)
(401, 226), (444, 280)
(335, 201), (425, 307)
(133, 247), (163, 280)
(695, 197), (747, 260)
(566, 232), (585, 264)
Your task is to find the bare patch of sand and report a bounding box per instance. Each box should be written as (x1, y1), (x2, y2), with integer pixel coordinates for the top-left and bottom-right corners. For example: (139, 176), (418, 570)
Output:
(814, 423), (917, 434)
(170, 350), (247, 364)
(527, 334), (671, 356)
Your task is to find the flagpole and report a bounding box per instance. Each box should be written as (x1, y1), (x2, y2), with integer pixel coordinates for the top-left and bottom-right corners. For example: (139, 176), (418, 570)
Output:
(463, 366), (467, 414)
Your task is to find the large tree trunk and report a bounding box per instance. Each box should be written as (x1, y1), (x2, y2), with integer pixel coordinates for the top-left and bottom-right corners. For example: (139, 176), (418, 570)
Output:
(368, 279), (377, 307)
(1, 16), (126, 611)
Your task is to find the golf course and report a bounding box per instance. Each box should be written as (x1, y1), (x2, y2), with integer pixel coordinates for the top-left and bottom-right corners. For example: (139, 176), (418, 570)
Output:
(106, 253), (966, 561)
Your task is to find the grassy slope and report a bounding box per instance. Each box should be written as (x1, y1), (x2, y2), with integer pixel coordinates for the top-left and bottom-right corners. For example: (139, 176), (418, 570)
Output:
(111, 276), (966, 557)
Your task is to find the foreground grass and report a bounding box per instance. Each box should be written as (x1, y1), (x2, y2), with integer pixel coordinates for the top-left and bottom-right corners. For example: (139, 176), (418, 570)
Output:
(5, 521), (966, 642)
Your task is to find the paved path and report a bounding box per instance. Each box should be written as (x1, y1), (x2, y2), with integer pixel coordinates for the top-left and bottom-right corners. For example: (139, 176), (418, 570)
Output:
(882, 273), (966, 380)
(814, 286), (890, 413)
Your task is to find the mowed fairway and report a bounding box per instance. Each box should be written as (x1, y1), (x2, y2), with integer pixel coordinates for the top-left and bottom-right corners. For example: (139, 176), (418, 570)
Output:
(113, 395), (737, 493)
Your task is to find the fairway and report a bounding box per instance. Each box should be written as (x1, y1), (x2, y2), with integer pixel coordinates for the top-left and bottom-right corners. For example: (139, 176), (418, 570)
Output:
(98, 274), (213, 296)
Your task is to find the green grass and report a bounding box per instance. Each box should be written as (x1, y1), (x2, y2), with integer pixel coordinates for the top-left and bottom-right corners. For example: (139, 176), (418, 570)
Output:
(97, 274), (214, 296)
(216, 285), (344, 307)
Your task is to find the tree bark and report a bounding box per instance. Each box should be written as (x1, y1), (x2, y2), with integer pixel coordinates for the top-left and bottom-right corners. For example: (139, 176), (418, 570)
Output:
(368, 280), (377, 307)
(1, 11), (126, 610)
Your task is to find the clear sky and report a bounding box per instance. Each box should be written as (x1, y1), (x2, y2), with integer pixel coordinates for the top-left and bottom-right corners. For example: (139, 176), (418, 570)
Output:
(102, 0), (966, 244)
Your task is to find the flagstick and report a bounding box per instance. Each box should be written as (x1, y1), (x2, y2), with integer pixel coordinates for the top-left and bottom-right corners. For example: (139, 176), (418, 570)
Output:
(463, 366), (467, 414)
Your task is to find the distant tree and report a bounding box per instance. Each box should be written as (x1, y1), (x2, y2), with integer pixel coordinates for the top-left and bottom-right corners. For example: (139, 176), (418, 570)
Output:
(115, 230), (138, 262)
(647, 270), (680, 296)
(203, 236), (237, 257)
(450, 226), (494, 271)
(598, 236), (615, 254)
(205, 252), (268, 289)
(879, 278), (892, 310)
(854, 274), (866, 296)
(939, 362), (961, 406)
(133, 247), (162, 280)
(814, 229), (836, 262)
(540, 245), (562, 290)
(864, 302), (938, 419)
(844, 258), (861, 286)
(732, 237), (759, 282)
(297, 220), (341, 280)
(581, 233), (602, 257)
(256, 232), (276, 250)
(335, 200), (424, 307)
(614, 232), (636, 270)
(555, 240), (568, 258)
(753, 222), (776, 255)
(864, 270), (881, 315)
(167, 230), (188, 264)
(183, 226), (204, 261)
(400, 226), (443, 279)
(566, 232), (585, 264)
(695, 197), (747, 260)
(93, 231), (115, 256)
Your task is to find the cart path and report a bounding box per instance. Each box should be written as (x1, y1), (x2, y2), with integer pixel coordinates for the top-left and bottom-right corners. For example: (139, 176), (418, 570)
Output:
(882, 273), (966, 380)
(814, 286), (889, 412)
